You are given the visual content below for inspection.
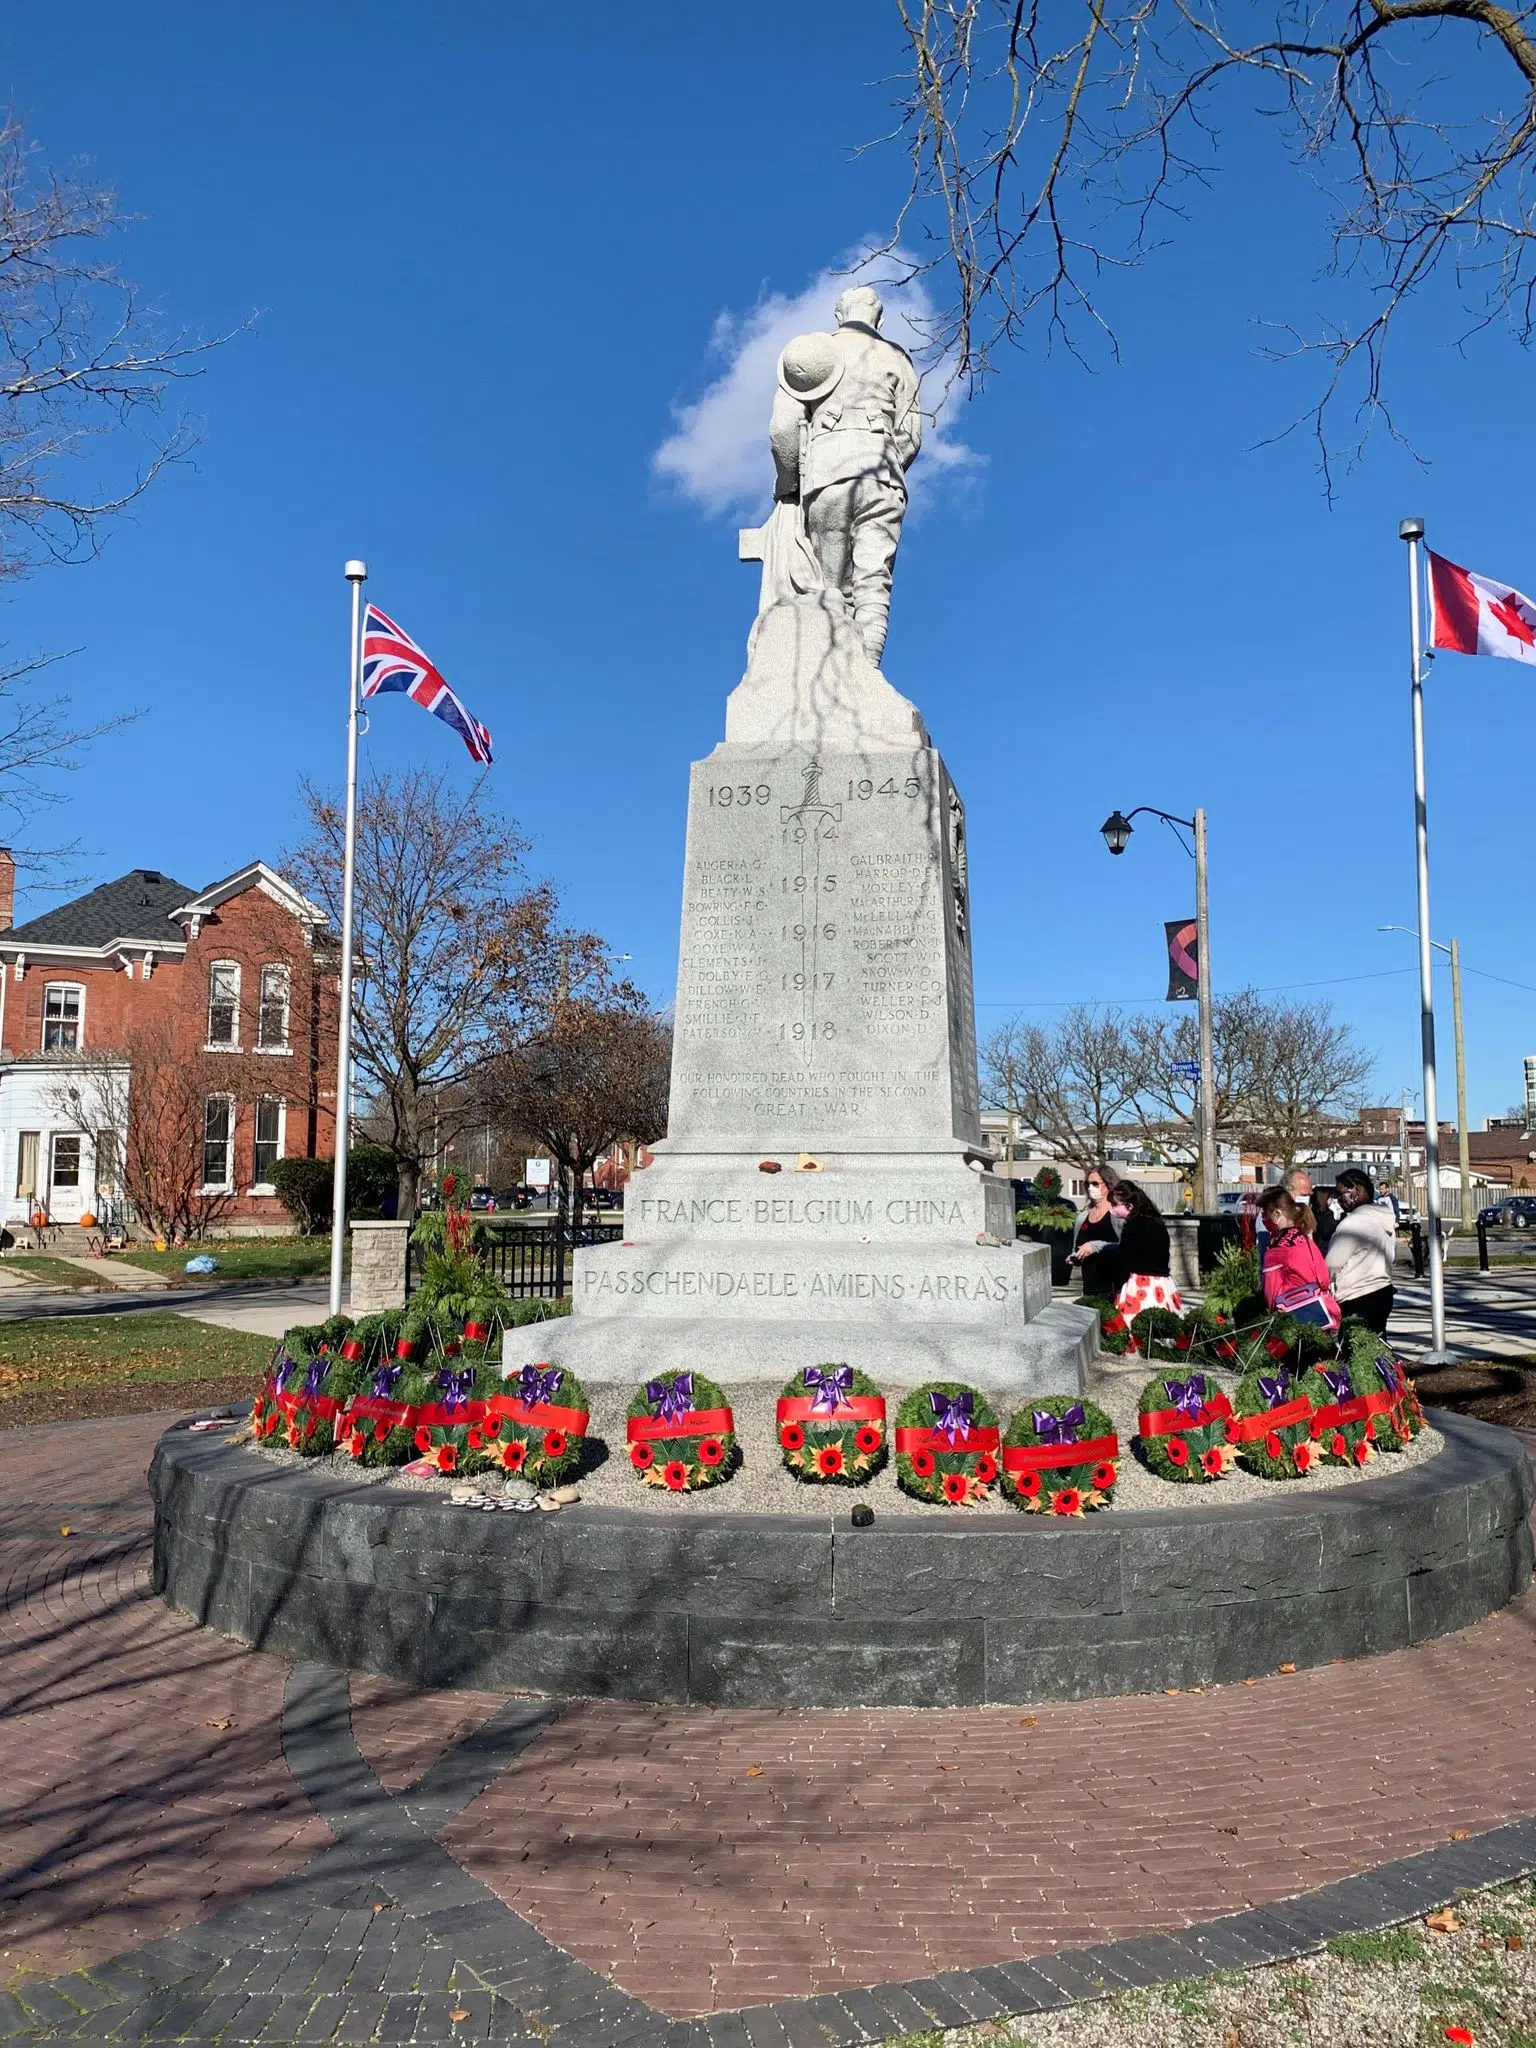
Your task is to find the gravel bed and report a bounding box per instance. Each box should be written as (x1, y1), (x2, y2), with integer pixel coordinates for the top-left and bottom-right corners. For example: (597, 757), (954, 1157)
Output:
(912, 1875), (1536, 2046)
(243, 1359), (1442, 1518)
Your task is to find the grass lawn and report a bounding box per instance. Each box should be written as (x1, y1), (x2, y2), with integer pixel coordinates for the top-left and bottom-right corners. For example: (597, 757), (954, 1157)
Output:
(116, 1236), (338, 1283)
(0, 1255), (115, 1291)
(0, 1310), (272, 1423)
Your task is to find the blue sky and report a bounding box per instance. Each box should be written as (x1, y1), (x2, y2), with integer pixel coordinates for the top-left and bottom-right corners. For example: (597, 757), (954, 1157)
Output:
(5, 2), (1535, 1125)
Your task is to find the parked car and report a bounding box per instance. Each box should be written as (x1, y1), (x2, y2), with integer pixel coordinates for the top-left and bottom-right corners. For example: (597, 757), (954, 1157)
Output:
(589, 1187), (624, 1211)
(1478, 1196), (1536, 1230)
(496, 1186), (534, 1211)
(467, 1185), (498, 1212)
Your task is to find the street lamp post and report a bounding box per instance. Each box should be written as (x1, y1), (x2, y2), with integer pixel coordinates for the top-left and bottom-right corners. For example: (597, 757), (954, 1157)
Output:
(1101, 804), (1219, 1213)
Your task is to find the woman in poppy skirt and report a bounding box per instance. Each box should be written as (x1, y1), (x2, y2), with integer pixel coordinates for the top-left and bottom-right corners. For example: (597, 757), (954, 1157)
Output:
(1105, 1179), (1182, 1322)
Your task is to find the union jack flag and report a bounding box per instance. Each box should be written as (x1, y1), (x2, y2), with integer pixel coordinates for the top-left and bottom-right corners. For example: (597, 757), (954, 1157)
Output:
(360, 604), (493, 765)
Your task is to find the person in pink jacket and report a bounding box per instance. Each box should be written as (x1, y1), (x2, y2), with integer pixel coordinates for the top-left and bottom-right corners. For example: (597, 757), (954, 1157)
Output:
(1258, 1189), (1341, 1330)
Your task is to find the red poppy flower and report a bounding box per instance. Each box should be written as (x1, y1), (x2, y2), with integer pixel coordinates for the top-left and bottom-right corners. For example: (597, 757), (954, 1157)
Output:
(543, 1430), (567, 1459)
(1354, 1439), (1371, 1466)
(415, 1428), (432, 1452)
(349, 1435), (365, 1459)
(1175, 1335), (1192, 1351)
(1051, 1488), (1082, 1516)
(1093, 1461), (1116, 1490)
(1015, 1469), (1041, 1498)
(911, 1447), (936, 1477)
(1364, 1417), (1376, 1440)
(816, 1443), (844, 1477)
(780, 1422), (805, 1452)
(304, 1415), (317, 1438)
(435, 1444), (458, 1473)
(1293, 1443), (1313, 1473)
(975, 1452), (998, 1484)
(1199, 1447), (1224, 1478)
(1264, 1430), (1283, 1460)
(1444, 2030), (1475, 2046)
(1166, 1436), (1189, 1467)
(481, 1416), (501, 1440)
(1216, 1340), (1237, 1359)
(467, 1428), (483, 1449)
(629, 1441), (652, 1471)
(500, 1437), (527, 1471)
(1265, 1338), (1289, 1359)
(286, 1427), (299, 1449)
(663, 1460), (689, 1491)
(374, 1420), (389, 1442)
(698, 1437), (725, 1467)
(1330, 1431), (1347, 1459)
(855, 1425), (882, 1455)
(941, 1472), (969, 1504)
(264, 1413), (280, 1436)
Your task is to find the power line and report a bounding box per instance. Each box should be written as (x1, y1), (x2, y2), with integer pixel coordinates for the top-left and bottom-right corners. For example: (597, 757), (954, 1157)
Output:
(974, 967), (1416, 1009)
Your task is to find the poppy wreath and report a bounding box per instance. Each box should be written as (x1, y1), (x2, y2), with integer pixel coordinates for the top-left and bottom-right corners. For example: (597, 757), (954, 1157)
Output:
(1134, 1368), (1238, 1483)
(1211, 1312), (1305, 1377)
(1002, 1393), (1119, 1514)
(625, 1368), (737, 1492)
(1228, 1362), (1317, 1479)
(1180, 1304), (1233, 1368)
(776, 1364), (886, 1484)
(477, 1359), (591, 1484)
(334, 1354), (438, 1467)
(893, 1381), (1000, 1506)
(1127, 1307), (1192, 1366)
(1343, 1323), (1421, 1447)
(1083, 1295), (1132, 1356)
(1295, 1355), (1394, 1468)
(253, 1316), (361, 1457)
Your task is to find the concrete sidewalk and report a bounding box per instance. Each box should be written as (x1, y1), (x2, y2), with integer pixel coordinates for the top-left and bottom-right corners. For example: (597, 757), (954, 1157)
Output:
(174, 1280), (333, 1338)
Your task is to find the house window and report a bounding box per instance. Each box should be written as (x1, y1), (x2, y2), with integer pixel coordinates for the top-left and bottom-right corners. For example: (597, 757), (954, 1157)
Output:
(202, 1096), (234, 1189)
(252, 1098), (282, 1185)
(207, 962), (240, 1047)
(42, 983), (83, 1052)
(50, 1134), (80, 1190)
(14, 1131), (38, 1199)
(257, 965), (290, 1049)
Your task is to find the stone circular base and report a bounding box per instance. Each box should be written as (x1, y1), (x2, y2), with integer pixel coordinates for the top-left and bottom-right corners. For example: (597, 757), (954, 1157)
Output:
(151, 1411), (1532, 1709)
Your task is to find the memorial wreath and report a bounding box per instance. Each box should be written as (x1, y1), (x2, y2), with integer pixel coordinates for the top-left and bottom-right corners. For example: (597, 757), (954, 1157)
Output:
(776, 1364), (885, 1484)
(1295, 1354), (1389, 1468)
(894, 1381), (999, 1506)
(625, 1368), (737, 1491)
(1134, 1368), (1238, 1483)
(1228, 1362), (1317, 1479)
(1001, 1393), (1119, 1514)
(474, 1358), (590, 1483)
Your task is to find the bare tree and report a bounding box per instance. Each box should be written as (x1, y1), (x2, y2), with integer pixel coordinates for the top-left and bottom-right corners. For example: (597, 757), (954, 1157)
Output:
(881, 0), (1536, 473)
(1125, 989), (1265, 1168)
(981, 1004), (1140, 1167)
(481, 999), (672, 1232)
(1237, 995), (1374, 1164)
(283, 769), (606, 1214)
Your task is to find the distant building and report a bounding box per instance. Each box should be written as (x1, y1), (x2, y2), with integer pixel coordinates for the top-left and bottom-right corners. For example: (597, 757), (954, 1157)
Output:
(1525, 1055), (1536, 1125)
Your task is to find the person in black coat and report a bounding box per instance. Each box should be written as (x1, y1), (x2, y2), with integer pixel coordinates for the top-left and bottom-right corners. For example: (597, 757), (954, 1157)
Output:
(1104, 1178), (1181, 1317)
(1065, 1164), (1121, 1299)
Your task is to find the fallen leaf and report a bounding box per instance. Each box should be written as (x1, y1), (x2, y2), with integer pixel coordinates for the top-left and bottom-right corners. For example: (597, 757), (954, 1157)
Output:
(1018, 1716), (1038, 1728)
(372, 1902), (387, 1915)
(1507, 1934), (1524, 1951)
(939, 1763), (958, 1772)
(59, 1526), (71, 1537)
(1242, 1678), (1257, 1687)
(1425, 1907), (1461, 1934)
(1278, 1662), (1297, 1675)
(1219, 1825), (1239, 1836)
(204, 1718), (234, 1731)
(744, 1766), (763, 1778)
(449, 2011), (470, 2024)
(1450, 1828), (1472, 1840)
(1164, 1688), (1181, 1695)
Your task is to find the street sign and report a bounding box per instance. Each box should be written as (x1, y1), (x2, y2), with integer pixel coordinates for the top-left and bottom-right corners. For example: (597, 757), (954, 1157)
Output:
(1169, 1060), (1201, 1081)
(525, 1157), (552, 1187)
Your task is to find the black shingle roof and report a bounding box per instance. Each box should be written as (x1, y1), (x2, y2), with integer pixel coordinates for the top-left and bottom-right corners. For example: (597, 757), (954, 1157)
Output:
(3, 869), (196, 949)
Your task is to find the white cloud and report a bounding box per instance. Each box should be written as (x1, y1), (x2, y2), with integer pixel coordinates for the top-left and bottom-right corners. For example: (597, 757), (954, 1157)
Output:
(653, 246), (982, 520)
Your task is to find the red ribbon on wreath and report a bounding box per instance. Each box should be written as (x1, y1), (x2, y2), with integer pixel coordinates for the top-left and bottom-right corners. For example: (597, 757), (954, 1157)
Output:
(485, 1394), (591, 1436)
(1001, 1433), (1118, 1475)
(626, 1406), (735, 1443)
(893, 1424), (1001, 1455)
(1225, 1396), (1313, 1443)
(1309, 1387), (1397, 1437)
(411, 1399), (490, 1429)
(776, 1395), (885, 1426)
(1137, 1392), (1233, 1438)
(273, 1390), (343, 1425)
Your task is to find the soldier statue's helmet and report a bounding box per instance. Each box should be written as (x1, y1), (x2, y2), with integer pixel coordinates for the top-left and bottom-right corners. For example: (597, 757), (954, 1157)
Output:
(777, 331), (843, 406)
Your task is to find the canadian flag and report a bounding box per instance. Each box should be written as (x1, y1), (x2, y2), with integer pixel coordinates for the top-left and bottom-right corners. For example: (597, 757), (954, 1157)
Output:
(1429, 550), (1536, 665)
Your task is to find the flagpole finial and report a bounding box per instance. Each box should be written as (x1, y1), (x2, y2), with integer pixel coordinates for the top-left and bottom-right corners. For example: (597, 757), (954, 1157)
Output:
(344, 559), (368, 582)
(1399, 517), (1425, 542)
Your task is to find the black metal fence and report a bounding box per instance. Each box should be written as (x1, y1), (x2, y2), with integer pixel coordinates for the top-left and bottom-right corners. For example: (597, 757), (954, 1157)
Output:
(405, 1220), (623, 1301)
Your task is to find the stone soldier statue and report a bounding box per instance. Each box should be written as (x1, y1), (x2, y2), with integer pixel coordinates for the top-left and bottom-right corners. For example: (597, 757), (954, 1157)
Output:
(758, 285), (923, 668)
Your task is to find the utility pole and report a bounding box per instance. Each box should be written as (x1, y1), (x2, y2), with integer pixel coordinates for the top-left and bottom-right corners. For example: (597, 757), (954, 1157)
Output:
(1450, 937), (1471, 1223)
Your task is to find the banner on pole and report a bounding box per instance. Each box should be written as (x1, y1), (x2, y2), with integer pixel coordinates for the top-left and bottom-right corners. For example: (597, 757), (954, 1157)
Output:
(1165, 919), (1199, 1001)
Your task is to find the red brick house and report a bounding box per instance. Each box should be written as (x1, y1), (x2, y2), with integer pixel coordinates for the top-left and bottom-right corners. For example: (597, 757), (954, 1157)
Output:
(0, 854), (339, 1232)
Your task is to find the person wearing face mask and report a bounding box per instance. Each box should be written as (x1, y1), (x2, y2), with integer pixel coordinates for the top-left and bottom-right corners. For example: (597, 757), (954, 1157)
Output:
(1103, 1177), (1183, 1323)
(1259, 1188), (1341, 1329)
(1325, 1167), (1397, 1333)
(1065, 1164), (1120, 1298)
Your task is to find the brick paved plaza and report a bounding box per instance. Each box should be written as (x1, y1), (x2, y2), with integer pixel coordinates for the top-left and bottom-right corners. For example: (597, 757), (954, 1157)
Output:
(2, 1407), (1536, 2042)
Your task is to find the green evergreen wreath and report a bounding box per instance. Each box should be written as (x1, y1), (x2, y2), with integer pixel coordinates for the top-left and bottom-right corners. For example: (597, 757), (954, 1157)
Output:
(625, 1368), (737, 1492)
(254, 1316), (361, 1458)
(1215, 1311), (1305, 1377)
(337, 1353), (438, 1468)
(1128, 1306), (1192, 1365)
(474, 1357), (591, 1485)
(1133, 1367), (1238, 1484)
(1001, 1392), (1118, 1514)
(894, 1381), (1000, 1506)
(775, 1365), (886, 1484)
(1083, 1295), (1132, 1355)
(1295, 1356), (1380, 1469)
(1340, 1321), (1420, 1448)
(1231, 1361), (1317, 1479)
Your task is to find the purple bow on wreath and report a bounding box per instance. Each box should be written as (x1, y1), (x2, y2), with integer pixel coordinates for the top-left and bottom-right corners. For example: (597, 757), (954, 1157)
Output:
(929, 1388), (974, 1445)
(302, 1355), (327, 1400)
(1376, 1355), (1405, 1393)
(436, 1367), (475, 1411)
(371, 1362), (402, 1401)
(1320, 1364), (1352, 1405)
(1258, 1369), (1292, 1409)
(1163, 1375), (1207, 1419)
(517, 1364), (565, 1408)
(271, 1351), (295, 1391)
(1032, 1402), (1085, 1445)
(804, 1365), (854, 1415)
(647, 1373), (694, 1425)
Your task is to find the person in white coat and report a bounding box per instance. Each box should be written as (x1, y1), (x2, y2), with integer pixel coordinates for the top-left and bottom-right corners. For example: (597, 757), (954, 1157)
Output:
(1325, 1168), (1397, 1334)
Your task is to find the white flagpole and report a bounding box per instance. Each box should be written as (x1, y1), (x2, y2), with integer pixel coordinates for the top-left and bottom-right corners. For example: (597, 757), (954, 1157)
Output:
(327, 560), (368, 1318)
(1399, 517), (1450, 1358)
